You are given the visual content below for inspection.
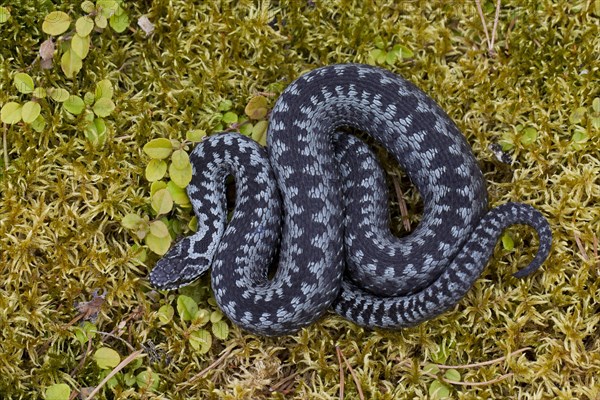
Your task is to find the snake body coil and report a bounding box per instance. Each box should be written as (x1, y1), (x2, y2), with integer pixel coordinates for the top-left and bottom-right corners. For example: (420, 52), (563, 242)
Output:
(150, 64), (552, 336)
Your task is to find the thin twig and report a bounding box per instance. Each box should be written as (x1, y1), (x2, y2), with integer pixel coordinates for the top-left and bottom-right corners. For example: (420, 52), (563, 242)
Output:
(433, 347), (530, 369)
(490, 0), (502, 51)
(337, 346), (364, 400)
(574, 233), (589, 261)
(70, 338), (94, 377)
(2, 124), (8, 168)
(474, 0), (491, 49)
(85, 349), (144, 399)
(90, 330), (136, 352)
(183, 346), (236, 385)
(335, 346), (345, 400)
(424, 371), (514, 386)
(392, 175), (411, 232)
(270, 371), (300, 394)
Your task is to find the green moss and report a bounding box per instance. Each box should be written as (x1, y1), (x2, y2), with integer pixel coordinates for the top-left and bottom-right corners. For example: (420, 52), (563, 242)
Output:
(1, 0), (599, 398)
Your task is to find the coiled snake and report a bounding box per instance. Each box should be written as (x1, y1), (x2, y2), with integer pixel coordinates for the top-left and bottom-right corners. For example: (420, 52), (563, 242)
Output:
(150, 64), (552, 336)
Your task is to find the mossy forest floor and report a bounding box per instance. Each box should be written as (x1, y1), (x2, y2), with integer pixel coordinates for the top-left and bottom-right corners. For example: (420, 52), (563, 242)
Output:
(1, 1), (599, 399)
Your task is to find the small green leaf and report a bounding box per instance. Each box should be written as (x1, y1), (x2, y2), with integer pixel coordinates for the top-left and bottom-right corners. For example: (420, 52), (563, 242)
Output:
(239, 122), (253, 136)
(95, 79), (114, 100)
(121, 213), (143, 229)
(75, 16), (94, 36)
(42, 11), (71, 36)
(13, 72), (35, 94)
(429, 380), (451, 399)
(149, 220), (170, 238)
(189, 329), (212, 353)
(157, 304), (174, 324)
(136, 370), (160, 390)
(94, 347), (121, 369)
(373, 35), (385, 49)
(251, 120), (269, 146)
(212, 320), (229, 340)
(71, 34), (90, 59)
(502, 232), (514, 251)
(145, 159), (167, 182)
(63, 95), (85, 115)
(151, 189), (173, 215)
(84, 92), (95, 105)
(21, 101), (41, 124)
(171, 150), (190, 169)
(218, 99), (233, 111)
(222, 111), (238, 124)
(194, 309), (211, 326)
(145, 232), (171, 255)
(593, 97), (600, 113)
(520, 127), (538, 146)
(33, 87), (47, 99)
(97, 0), (119, 17)
(95, 14), (108, 29)
(81, 0), (95, 13)
(444, 369), (461, 382)
(169, 162), (193, 189)
(144, 138), (172, 159)
(569, 107), (587, 124)
(61, 49), (83, 79)
(210, 309), (223, 323)
(150, 180), (167, 196)
(177, 295), (198, 321)
(93, 98), (115, 117)
(385, 50), (397, 65)
(83, 117), (108, 146)
(368, 49), (386, 65)
(44, 383), (71, 400)
(422, 363), (440, 375)
(49, 88), (70, 102)
(110, 12), (129, 33)
(167, 180), (190, 206)
(186, 129), (206, 142)
(245, 96), (268, 120)
(392, 44), (414, 59)
(73, 321), (97, 345)
(0, 7), (10, 24)
(188, 216), (198, 232)
(31, 115), (47, 132)
(1, 102), (22, 124)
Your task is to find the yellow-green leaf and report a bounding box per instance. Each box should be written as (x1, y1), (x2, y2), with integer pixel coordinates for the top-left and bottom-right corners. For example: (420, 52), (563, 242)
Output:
(429, 380), (451, 399)
(444, 369), (461, 381)
(212, 320), (229, 340)
(186, 129), (206, 142)
(157, 304), (174, 324)
(33, 87), (47, 99)
(94, 14), (107, 29)
(188, 216), (198, 232)
(31, 115), (46, 132)
(71, 33), (90, 59)
(93, 97), (115, 117)
(97, 0), (119, 17)
(63, 95), (85, 115)
(222, 111), (238, 124)
(245, 95), (268, 120)
(171, 149), (190, 169)
(44, 383), (71, 400)
(75, 16), (94, 36)
(169, 162), (193, 189)
(49, 88), (70, 102)
(94, 347), (120, 369)
(121, 213), (143, 229)
(189, 329), (212, 353)
(151, 189), (173, 215)
(1, 102), (22, 124)
(144, 138), (173, 159)
(193, 309), (210, 326)
(502, 232), (514, 251)
(110, 12), (129, 33)
(150, 180), (167, 196)
(210, 309), (223, 323)
(145, 159), (167, 182)
(95, 79), (114, 100)
(177, 295), (198, 321)
(251, 120), (269, 146)
(520, 127), (538, 146)
(42, 11), (71, 36)
(81, 0), (95, 13)
(21, 101), (41, 124)
(136, 370), (159, 391)
(0, 6), (10, 24)
(13, 72), (35, 94)
(61, 49), (83, 79)
(167, 180), (190, 206)
(149, 220), (169, 238)
(145, 232), (171, 255)
(84, 91), (95, 105)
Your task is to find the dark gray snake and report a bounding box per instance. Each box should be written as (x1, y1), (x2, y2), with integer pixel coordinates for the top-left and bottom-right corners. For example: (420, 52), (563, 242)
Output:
(149, 64), (552, 336)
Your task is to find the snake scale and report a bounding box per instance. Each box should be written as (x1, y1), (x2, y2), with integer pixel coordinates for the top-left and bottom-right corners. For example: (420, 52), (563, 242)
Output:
(150, 64), (552, 336)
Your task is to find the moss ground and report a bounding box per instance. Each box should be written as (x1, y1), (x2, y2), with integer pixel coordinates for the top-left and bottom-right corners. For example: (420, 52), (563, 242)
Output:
(0, 0), (599, 399)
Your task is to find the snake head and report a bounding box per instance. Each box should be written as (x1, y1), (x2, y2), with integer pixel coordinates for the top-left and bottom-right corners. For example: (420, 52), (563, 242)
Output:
(149, 235), (213, 290)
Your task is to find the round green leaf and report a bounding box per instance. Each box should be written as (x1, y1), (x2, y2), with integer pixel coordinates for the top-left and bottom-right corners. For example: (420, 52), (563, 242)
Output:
(94, 347), (121, 369)
(570, 107), (587, 124)
(218, 99), (233, 111)
(210, 309), (223, 323)
(167, 180), (190, 206)
(385, 50), (397, 65)
(150, 180), (167, 196)
(177, 295), (198, 321)
(75, 16), (94, 36)
(145, 159), (167, 182)
(71, 33), (90, 59)
(222, 111), (238, 124)
(31, 115), (47, 133)
(422, 363), (440, 375)
(149, 220), (169, 238)
(93, 97), (115, 117)
(1, 102), (22, 124)
(429, 380), (451, 399)
(169, 162), (193, 189)
(33, 87), (47, 99)
(61, 49), (83, 79)
(95, 79), (114, 100)
(143, 138), (173, 159)
(110, 12), (129, 33)
(94, 14), (107, 29)
(49, 88), (70, 102)
(151, 189), (173, 215)
(212, 320), (229, 340)
(22, 101), (41, 124)
(194, 309), (210, 326)
(0, 7), (10, 24)
(42, 11), (71, 36)
(444, 369), (461, 382)
(189, 329), (212, 353)
(392, 44), (414, 59)
(83, 117), (108, 146)
(157, 304), (174, 324)
(145, 232), (171, 255)
(97, 0), (119, 17)
(136, 370), (159, 391)
(44, 383), (71, 400)
(502, 232), (514, 251)
(251, 120), (269, 146)
(171, 149), (190, 169)
(245, 95), (268, 120)
(186, 129), (206, 142)
(63, 95), (85, 115)
(13, 72), (35, 94)
(121, 213), (143, 229)
(239, 122), (253, 136)
(520, 127), (538, 146)
(81, 0), (95, 13)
